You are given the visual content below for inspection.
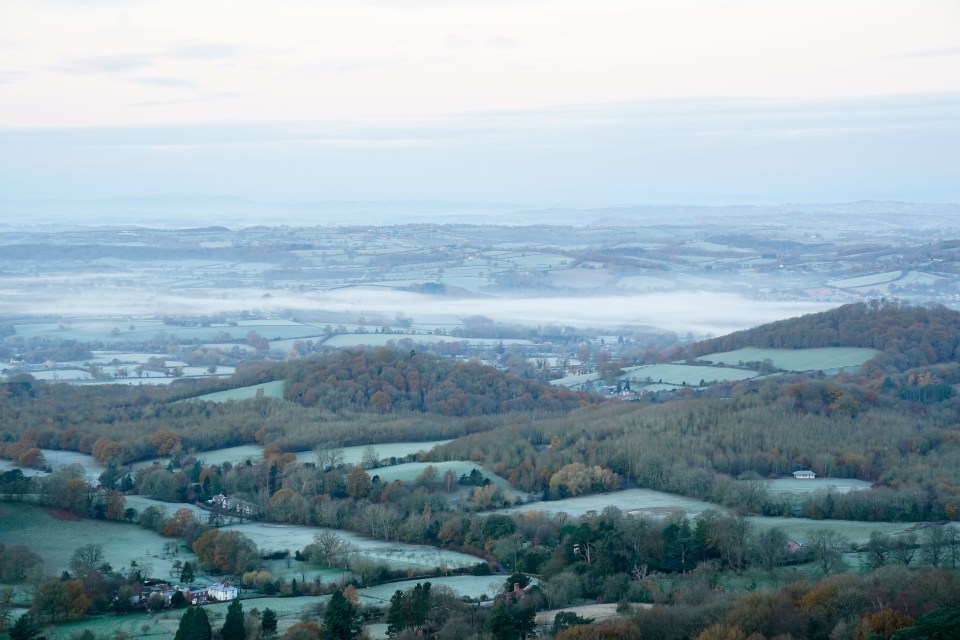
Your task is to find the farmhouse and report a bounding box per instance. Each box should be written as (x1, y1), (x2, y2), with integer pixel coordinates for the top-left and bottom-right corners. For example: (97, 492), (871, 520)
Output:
(793, 470), (817, 480)
(208, 582), (239, 601)
(181, 585), (208, 604)
(209, 493), (257, 516)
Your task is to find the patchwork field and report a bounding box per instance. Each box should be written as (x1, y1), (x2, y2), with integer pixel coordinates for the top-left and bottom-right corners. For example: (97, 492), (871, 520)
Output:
(696, 347), (879, 372)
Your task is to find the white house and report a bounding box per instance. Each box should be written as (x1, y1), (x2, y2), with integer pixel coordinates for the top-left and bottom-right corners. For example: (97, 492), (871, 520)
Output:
(793, 470), (816, 479)
(208, 582), (238, 601)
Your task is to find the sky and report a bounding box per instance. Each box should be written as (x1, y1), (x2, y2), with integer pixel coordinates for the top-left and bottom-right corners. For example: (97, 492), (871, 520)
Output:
(1, 0), (959, 207)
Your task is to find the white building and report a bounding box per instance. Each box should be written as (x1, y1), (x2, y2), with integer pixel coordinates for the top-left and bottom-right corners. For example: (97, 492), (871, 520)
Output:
(208, 582), (238, 601)
(793, 470), (816, 479)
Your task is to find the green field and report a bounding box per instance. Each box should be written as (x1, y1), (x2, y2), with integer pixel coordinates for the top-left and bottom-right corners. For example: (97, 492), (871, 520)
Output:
(369, 460), (526, 502)
(187, 380), (286, 403)
(501, 488), (720, 518)
(0, 503), (199, 580)
(40, 595), (329, 640)
(225, 522), (481, 570)
(695, 347), (879, 372)
(293, 440), (453, 466)
(745, 516), (928, 545)
(751, 478), (873, 494)
(622, 363), (758, 386)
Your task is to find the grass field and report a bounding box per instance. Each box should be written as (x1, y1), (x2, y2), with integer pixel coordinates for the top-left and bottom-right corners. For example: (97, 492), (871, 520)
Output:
(501, 488), (720, 518)
(225, 522), (482, 570)
(369, 460), (527, 502)
(622, 363), (758, 386)
(187, 380), (286, 403)
(39, 449), (106, 480)
(0, 503), (198, 580)
(745, 516), (927, 545)
(695, 347), (879, 372)
(754, 478), (873, 494)
(359, 575), (516, 604)
(294, 440), (453, 466)
(40, 595), (329, 640)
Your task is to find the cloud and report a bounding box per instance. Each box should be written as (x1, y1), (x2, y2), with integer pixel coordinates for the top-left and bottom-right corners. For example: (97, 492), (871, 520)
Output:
(54, 40), (242, 78)
(1, 92), (956, 204)
(131, 77), (198, 89)
(893, 47), (960, 59)
(58, 53), (155, 74)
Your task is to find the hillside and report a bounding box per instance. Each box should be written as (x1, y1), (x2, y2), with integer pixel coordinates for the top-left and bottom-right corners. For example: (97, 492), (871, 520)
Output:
(687, 300), (960, 371)
(280, 348), (587, 416)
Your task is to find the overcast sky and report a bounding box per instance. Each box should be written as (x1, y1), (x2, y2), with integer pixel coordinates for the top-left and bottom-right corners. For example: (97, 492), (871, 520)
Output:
(1, 0), (958, 206)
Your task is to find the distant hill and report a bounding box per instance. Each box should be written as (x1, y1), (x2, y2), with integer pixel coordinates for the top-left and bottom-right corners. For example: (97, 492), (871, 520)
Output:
(687, 301), (960, 372)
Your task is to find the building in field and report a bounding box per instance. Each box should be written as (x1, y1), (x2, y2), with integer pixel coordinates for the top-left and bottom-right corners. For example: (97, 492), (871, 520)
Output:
(208, 582), (238, 601)
(793, 470), (817, 479)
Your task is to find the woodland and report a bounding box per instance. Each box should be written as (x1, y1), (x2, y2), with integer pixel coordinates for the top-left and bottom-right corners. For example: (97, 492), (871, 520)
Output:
(2, 301), (960, 639)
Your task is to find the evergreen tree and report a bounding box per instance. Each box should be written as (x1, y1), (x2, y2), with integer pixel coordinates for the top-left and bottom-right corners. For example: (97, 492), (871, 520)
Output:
(220, 599), (245, 640)
(174, 607), (212, 640)
(260, 608), (278, 636)
(9, 613), (43, 640)
(180, 561), (195, 584)
(407, 582), (430, 630)
(323, 590), (361, 640)
(385, 590), (405, 637)
(484, 600), (536, 640)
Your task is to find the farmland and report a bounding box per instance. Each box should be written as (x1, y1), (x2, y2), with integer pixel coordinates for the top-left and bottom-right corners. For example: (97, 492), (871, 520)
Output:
(696, 346), (880, 372)
(0, 503), (198, 580)
(186, 380), (286, 403)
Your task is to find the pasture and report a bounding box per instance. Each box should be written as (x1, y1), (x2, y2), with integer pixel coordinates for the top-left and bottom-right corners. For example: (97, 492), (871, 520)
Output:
(500, 488), (720, 518)
(695, 347), (879, 372)
(39, 449), (105, 480)
(294, 440), (453, 466)
(0, 503), (198, 580)
(225, 522), (482, 571)
(359, 575), (519, 604)
(41, 595), (329, 640)
(755, 477), (873, 494)
(621, 363), (758, 386)
(186, 380), (286, 403)
(745, 516), (927, 545)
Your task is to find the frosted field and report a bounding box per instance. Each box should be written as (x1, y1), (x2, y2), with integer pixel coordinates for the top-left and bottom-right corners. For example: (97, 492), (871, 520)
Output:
(187, 380), (286, 403)
(320, 333), (533, 348)
(622, 363), (758, 386)
(359, 575), (516, 604)
(746, 516), (930, 545)
(295, 440), (453, 466)
(550, 268), (612, 289)
(39, 449), (106, 479)
(42, 595), (330, 640)
(829, 271), (902, 289)
(502, 487), (940, 546)
(0, 459), (46, 476)
(0, 504), (199, 579)
(617, 275), (675, 290)
(123, 495), (210, 519)
(500, 488), (721, 518)
(368, 460), (526, 501)
(696, 347), (879, 372)
(226, 522), (482, 570)
(756, 478), (873, 494)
